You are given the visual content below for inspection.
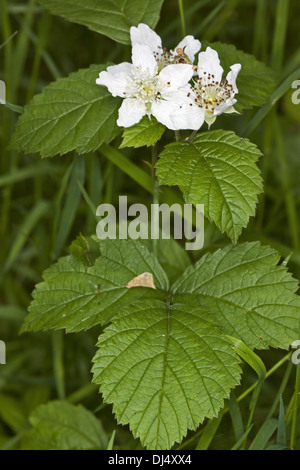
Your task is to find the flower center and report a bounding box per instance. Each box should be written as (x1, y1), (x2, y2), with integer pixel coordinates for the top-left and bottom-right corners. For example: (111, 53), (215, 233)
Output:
(153, 47), (190, 72)
(193, 74), (234, 114)
(128, 68), (166, 108)
(153, 47), (172, 72)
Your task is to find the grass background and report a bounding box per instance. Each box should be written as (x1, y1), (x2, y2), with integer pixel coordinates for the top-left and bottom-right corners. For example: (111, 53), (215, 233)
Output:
(0, 0), (300, 450)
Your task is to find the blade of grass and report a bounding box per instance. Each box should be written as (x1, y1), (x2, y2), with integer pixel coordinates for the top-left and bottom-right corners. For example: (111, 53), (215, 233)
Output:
(193, 1), (226, 37)
(2, 200), (50, 273)
(249, 419), (278, 450)
(277, 396), (287, 448)
(242, 67), (300, 137)
(0, 164), (60, 188)
(265, 360), (293, 421)
(54, 156), (85, 257)
(100, 144), (153, 193)
(252, 0), (267, 61)
(0, 30), (18, 50)
(11, 0), (36, 98)
(228, 391), (244, 442)
(77, 179), (97, 218)
(196, 410), (224, 450)
(227, 336), (267, 449)
(107, 430), (116, 450)
(202, 0), (241, 42)
(274, 115), (299, 250)
(231, 425), (253, 450)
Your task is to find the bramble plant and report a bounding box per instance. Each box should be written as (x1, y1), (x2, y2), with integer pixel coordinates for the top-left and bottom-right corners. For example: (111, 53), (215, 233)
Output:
(4, 0), (300, 451)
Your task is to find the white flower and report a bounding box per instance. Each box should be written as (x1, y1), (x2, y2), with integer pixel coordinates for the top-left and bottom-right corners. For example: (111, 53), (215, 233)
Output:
(96, 44), (194, 130)
(130, 23), (201, 69)
(170, 47), (242, 130)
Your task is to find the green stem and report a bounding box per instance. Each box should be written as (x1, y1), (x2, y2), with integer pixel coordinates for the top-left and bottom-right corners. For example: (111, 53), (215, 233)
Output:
(178, 0), (186, 37)
(175, 130), (181, 142)
(152, 144), (159, 257)
(186, 130), (197, 142)
(271, 0), (289, 71)
(52, 331), (66, 400)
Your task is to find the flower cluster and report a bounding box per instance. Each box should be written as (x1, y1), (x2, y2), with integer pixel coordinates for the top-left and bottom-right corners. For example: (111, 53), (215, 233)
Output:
(96, 24), (241, 131)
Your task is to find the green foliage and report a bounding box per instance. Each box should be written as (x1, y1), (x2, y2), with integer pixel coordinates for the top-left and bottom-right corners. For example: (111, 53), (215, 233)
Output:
(10, 65), (121, 158)
(22, 401), (107, 450)
(172, 242), (300, 350)
(22, 237), (300, 449)
(120, 117), (166, 148)
(38, 0), (165, 44)
(21, 237), (169, 333)
(2, 0), (300, 453)
(156, 130), (263, 243)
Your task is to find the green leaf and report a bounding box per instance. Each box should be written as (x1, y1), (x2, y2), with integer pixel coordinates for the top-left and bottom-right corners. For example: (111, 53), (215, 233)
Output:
(120, 117), (165, 148)
(38, 0), (165, 44)
(172, 242), (300, 350)
(21, 401), (107, 450)
(21, 237), (169, 333)
(203, 41), (278, 111)
(156, 130), (263, 243)
(92, 293), (241, 450)
(10, 65), (121, 158)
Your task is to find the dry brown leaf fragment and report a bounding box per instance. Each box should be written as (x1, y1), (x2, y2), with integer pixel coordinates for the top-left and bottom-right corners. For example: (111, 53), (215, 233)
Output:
(126, 272), (156, 290)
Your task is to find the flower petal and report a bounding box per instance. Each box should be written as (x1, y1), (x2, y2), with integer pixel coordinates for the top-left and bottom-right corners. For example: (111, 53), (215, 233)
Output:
(132, 45), (157, 76)
(130, 23), (162, 54)
(158, 64), (194, 94)
(117, 98), (146, 127)
(106, 62), (132, 76)
(96, 64), (132, 97)
(226, 64), (241, 93)
(197, 47), (224, 84)
(170, 85), (195, 106)
(171, 102), (206, 130)
(173, 35), (201, 62)
(151, 100), (180, 130)
(214, 98), (237, 116)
